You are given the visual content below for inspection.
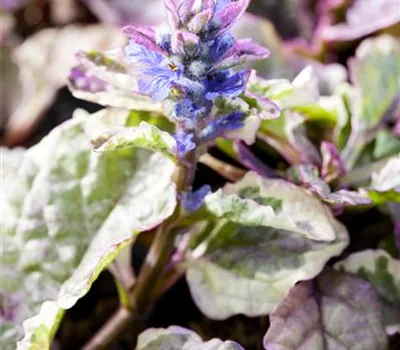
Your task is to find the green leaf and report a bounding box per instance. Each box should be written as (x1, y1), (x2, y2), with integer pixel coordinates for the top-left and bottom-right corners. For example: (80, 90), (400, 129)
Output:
(16, 302), (63, 350)
(259, 110), (320, 165)
(286, 165), (372, 207)
(350, 35), (400, 132)
(126, 110), (174, 132)
(368, 155), (400, 203)
(186, 173), (348, 320)
(205, 172), (337, 241)
(334, 249), (400, 334)
(91, 121), (178, 161)
(0, 147), (25, 195)
(263, 269), (388, 350)
(341, 35), (400, 169)
(373, 128), (400, 160)
(1, 109), (177, 349)
(137, 326), (244, 350)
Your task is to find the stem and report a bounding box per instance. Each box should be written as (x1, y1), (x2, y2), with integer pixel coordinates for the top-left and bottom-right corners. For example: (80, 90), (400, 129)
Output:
(83, 222), (179, 350)
(83, 156), (198, 349)
(199, 153), (245, 182)
(82, 307), (132, 350)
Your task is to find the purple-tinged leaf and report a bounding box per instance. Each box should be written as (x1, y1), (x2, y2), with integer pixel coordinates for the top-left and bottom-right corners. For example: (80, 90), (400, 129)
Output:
(212, 0), (250, 36)
(287, 165), (372, 208)
(4, 24), (126, 146)
(234, 141), (275, 178)
(335, 250), (400, 335)
(122, 26), (164, 53)
(287, 164), (330, 198)
(321, 0), (400, 43)
(82, 0), (165, 26)
(320, 141), (346, 183)
(263, 268), (388, 350)
(69, 66), (109, 93)
(325, 190), (372, 206)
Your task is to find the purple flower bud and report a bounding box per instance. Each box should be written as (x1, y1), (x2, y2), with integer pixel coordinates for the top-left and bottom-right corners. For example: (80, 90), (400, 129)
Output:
(173, 30), (200, 56)
(181, 184), (211, 212)
(164, 0), (181, 29)
(202, 0), (216, 12)
(320, 141), (346, 183)
(178, 0), (196, 23)
(188, 8), (214, 33)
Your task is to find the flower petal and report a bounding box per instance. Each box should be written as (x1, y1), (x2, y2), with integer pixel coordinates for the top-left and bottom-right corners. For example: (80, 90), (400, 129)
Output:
(122, 26), (163, 53)
(215, 38), (270, 70)
(181, 185), (212, 212)
(212, 0), (250, 36)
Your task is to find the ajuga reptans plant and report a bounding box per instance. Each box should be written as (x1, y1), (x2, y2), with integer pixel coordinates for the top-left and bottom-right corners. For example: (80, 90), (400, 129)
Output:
(2, 0), (399, 349)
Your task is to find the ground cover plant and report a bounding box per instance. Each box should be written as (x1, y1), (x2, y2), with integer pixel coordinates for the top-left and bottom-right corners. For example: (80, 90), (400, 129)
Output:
(1, 0), (399, 349)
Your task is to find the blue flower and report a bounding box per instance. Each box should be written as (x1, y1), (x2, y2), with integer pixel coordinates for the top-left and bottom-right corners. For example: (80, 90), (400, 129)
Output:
(200, 111), (245, 141)
(124, 40), (165, 65)
(174, 98), (212, 126)
(215, 0), (233, 12)
(205, 69), (246, 100)
(181, 185), (211, 212)
(208, 34), (235, 63)
(175, 130), (196, 157)
(120, 0), (269, 150)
